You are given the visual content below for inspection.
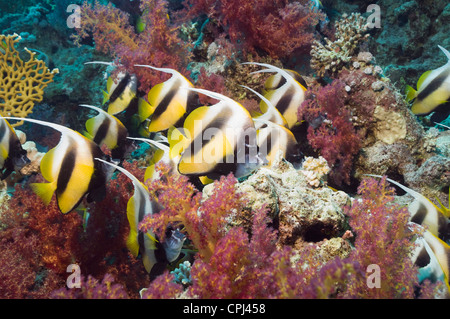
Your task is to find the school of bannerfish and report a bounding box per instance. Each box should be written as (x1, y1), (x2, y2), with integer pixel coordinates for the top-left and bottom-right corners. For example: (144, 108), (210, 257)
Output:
(1, 51), (450, 289)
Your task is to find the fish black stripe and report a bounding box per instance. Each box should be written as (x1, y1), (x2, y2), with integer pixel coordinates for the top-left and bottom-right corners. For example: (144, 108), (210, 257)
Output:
(93, 117), (111, 146)
(438, 212), (449, 240)
(292, 73), (308, 89)
(187, 108), (230, 159)
(109, 73), (131, 103)
(259, 130), (274, 160)
(151, 78), (182, 119)
(410, 202), (427, 226)
(56, 142), (77, 196)
(86, 143), (108, 204)
(138, 231), (145, 256)
(415, 246), (430, 268)
(267, 76), (287, 91)
(116, 123), (128, 145)
(416, 68), (450, 102)
(275, 92), (294, 116)
(136, 190), (148, 254)
(0, 121), (7, 145)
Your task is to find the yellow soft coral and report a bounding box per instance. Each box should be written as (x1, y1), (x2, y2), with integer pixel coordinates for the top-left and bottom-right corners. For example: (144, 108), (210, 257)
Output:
(0, 33), (59, 126)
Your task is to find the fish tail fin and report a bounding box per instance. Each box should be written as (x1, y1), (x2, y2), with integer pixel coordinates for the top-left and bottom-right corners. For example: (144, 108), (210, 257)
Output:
(102, 90), (110, 105)
(405, 85), (417, 102)
(30, 181), (57, 206)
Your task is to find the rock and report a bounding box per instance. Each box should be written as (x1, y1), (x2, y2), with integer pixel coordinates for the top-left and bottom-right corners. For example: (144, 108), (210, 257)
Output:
(205, 152), (352, 245)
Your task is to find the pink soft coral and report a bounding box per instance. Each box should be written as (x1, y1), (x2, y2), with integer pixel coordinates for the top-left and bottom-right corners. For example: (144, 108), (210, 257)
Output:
(298, 80), (361, 186)
(342, 177), (423, 298)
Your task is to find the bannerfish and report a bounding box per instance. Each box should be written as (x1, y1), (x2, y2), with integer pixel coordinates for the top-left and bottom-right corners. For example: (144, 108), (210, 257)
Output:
(134, 64), (199, 133)
(127, 136), (180, 183)
(367, 175), (450, 294)
(405, 46), (450, 117)
(411, 230), (450, 296)
(0, 117), (30, 179)
(80, 104), (134, 163)
(243, 62), (307, 129)
(240, 85), (288, 129)
(4, 117), (108, 214)
(176, 88), (261, 180)
(85, 61), (151, 116)
(254, 118), (301, 167)
(366, 175), (450, 241)
(261, 69), (308, 95)
(95, 158), (186, 280)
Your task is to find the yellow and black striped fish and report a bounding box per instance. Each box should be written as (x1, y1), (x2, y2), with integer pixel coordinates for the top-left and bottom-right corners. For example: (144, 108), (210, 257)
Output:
(240, 85), (288, 129)
(254, 118), (300, 167)
(81, 104), (134, 163)
(95, 158), (186, 280)
(104, 71), (139, 115)
(174, 88), (261, 180)
(406, 46), (450, 116)
(85, 61), (148, 116)
(244, 62), (307, 129)
(368, 175), (450, 294)
(0, 117), (30, 179)
(262, 69), (308, 95)
(411, 230), (450, 297)
(127, 136), (180, 183)
(4, 117), (108, 214)
(135, 65), (199, 133)
(366, 175), (450, 240)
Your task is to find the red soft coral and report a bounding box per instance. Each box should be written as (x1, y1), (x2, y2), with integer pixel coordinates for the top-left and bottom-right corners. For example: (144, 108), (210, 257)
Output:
(139, 162), (240, 261)
(298, 80), (361, 186)
(179, 0), (324, 59)
(74, 0), (192, 92)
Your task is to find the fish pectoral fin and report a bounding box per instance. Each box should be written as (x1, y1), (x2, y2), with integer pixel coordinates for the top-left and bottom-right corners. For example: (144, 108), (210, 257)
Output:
(417, 70), (432, 90)
(168, 126), (189, 159)
(138, 98), (155, 123)
(83, 130), (94, 141)
(405, 85), (417, 102)
(199, 175), (214, 185)
(147, 82), (165, 107)
(84, 116), (97, 137)
(30, 181), (57, 206)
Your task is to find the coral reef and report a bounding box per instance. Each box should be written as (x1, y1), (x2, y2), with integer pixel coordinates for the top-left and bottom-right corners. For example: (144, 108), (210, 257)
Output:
(0, 33), (59, 126)
(310, 13), (369, 77)
(0, 0), (448, 301)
